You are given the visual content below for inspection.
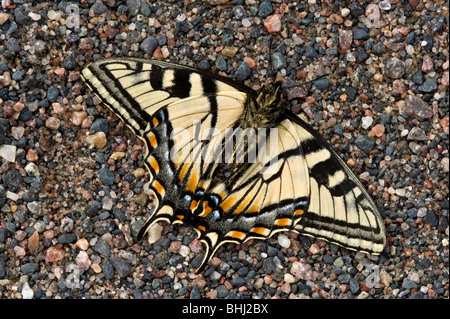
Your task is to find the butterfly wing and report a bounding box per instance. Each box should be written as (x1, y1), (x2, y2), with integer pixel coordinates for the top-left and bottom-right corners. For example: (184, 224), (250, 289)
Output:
(192, 119), (311, 269)
(193, 112), (386, 269)
(81, 58), (250, 237)
(284, 111), (386, 254)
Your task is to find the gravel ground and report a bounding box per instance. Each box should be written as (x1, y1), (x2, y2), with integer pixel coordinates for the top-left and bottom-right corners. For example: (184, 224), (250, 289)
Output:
(0, 0), (448, 300)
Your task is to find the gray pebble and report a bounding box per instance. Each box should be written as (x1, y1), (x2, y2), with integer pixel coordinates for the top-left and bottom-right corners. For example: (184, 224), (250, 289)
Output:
(262, 258), (276, 273)
(402, 279), (417, 289)
(63, 56), (76, 70)
(153, 251), (169, 269)
(131, 220), (145, 240)
(216, 285), (229, 298)
(126, 0), (141, 16)
(271, 52), (287, 70)
(233, 5), (246, 19)
(110, 257), (131, 278)
(407, 127), (427, 141)
(198, 59), (210, 70)
(418, 79), (437, 93)
(7, 38), (20, 53)
(258, 0), (273, 18)
(431, 15), (445, 32)
(350, 279), (360, 293)
(314, 77), (329, 90)
(412, 70), (424, 85)
(176, 21), (190, 34)
(14, 7), (29, 25)
(190, 286), (201, 299)
(12, 71), (24, 81)
(304, 46), (318, 58)
(140, 36), (158, 55)
(92, 0), (108, 15)
(355, 47), (369, 62)
(140, 0), (151, 17)
(355, 135), (375, 154)
(47, 87), (60, 103)
(349, 2), (365, 17)
(2, 170), (23, 192)
(209, 271), (221, 281)
(99, 168), (115, 186)
(385, 57), (405, 79)
(102, 260), (115, 280)
(58, 233), (77, 244)
(94, 238), (111, 256)
(424, 210), (439, 227)
(0, 188), (5, 207)
(0, 258), (5, 278)
(151, 278), (161, 289)
(353, 28), (369, 40)
(216, 55), (228, 72)
(21, 263), (39, 274)
(90, 118), (109, 134)
(234, 61), (251, 81)
(404, 95), (433, 121)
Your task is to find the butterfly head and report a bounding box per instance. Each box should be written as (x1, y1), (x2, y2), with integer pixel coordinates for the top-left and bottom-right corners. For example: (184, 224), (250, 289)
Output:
(248, 83), (284, 128)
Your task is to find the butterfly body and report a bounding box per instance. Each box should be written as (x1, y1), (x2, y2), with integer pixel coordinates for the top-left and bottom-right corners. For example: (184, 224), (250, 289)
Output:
(81, 58), (386, 271)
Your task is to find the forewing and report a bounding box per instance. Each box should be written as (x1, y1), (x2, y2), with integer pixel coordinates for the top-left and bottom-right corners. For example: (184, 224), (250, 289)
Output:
(81, 58), (248, 238)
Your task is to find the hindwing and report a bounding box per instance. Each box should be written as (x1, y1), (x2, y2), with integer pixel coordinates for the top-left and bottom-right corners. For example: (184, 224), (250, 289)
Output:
(192, 114), (386, 269)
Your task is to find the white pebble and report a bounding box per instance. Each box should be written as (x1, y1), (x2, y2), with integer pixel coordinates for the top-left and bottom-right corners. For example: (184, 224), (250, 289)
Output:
(24, 162), (40, 177)
(0, 144), (17, 163)
(341, 8), (350, 17)
(22, 282), (34, 299)
(28, 12), (41, 21)
(406, 44), (415, 56)
(417, 207), (427, 218)
(379, 0), (392, 10)
(147, 223), (163, 244)
(102, 197), (113, 211)
(242, 18), (252, 28)
(361, 116), (374, 129)
(420, 286), (429, 294)
(278, 234), (291, 249)
(346, 52), (356, 62)
(395, 188), (406, 197)
(47, 10), (61, 20)
(284, 273), (296, 284)
(179, 245), (190, 257)
(6, 191), (20, 201)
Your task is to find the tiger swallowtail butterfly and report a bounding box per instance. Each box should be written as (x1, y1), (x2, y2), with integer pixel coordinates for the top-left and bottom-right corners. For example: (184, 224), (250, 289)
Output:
(81, 58), (386, 271)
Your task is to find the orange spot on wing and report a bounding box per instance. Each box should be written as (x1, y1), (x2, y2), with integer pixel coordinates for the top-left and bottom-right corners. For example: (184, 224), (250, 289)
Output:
(148, 132), (157, 148)
(295, 209), (304, 216)
(190, 200), (198, 212)
(228, 230), (246, 240)
(152, 117), (159, 127)
(153, 180), (165, 197)
(149, 156), (159, 173)
(197, 225), (206, 232)
(250, 227), (269, 236)
(275, 218), (291, 227)
(198, 201), (212, 218)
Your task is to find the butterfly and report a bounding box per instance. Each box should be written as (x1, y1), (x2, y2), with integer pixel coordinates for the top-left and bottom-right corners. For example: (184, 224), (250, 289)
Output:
(81, 58), (386, 271)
